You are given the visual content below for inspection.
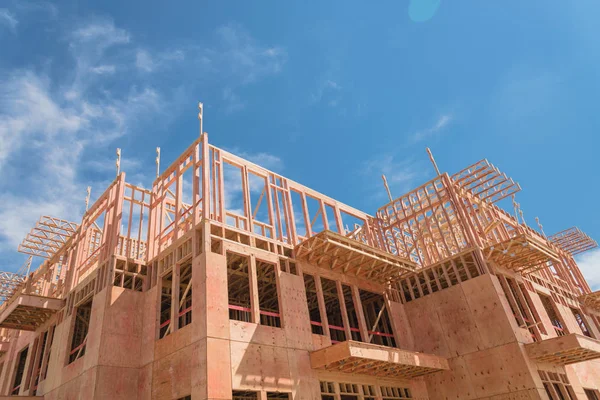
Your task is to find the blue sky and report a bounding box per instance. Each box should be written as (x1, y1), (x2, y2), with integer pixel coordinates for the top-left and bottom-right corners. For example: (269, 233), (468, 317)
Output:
(1, 1), (599, 287)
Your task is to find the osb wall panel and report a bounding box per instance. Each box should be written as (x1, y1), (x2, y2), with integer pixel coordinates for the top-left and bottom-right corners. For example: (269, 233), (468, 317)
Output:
(230, 340), (292, 393)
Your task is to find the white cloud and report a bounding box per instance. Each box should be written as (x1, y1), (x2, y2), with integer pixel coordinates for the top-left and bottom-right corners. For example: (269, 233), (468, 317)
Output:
(222, 87), (244, 113)
(362, 154), (422, 203)
(0, 20), (161, 259)
(91, 64), (116, 74)
(214, 23), (286, 85)
(411, 114), (453, 143)
(576, 249), (600, 291)
(0, 8), (18, 33)
(136, 49), (154, 72)
(135, 48), (184, 73)
(72, 20), (130, 47)
(311, 79), (342, 105)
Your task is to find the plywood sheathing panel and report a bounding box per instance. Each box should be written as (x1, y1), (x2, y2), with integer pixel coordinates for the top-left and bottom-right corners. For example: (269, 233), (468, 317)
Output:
(98, 287), (143, 369)
(526, 333), (600, 365)
(463, 342), (537, 398)
(192, 251), (230, 343)
(310, 341), (449, 380)
(295, 230), (417, 284)
(140, 285), (158, 367)
(286, 348), (320, 400)
(0, 294), (64, 331)
(462, 275), (522, 348)
(230, 340), (292, 392)
(151, 339), (194, 400)
(229, 320), (287, 347)
(387, 301), (415, 351)
(94, 365), (139, 400)
(566, 359), (600, 391)
(279, 271), (314, 351)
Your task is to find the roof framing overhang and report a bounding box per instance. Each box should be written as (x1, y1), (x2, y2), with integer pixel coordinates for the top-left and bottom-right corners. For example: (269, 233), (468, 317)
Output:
(295, 230), (417, 284)
(483, 233), (560, 273)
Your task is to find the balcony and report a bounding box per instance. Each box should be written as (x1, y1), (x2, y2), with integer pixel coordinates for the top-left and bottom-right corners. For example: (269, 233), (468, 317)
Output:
(525, 333), (600, 365)
(579, 290), (600, 313)
(483, 232), (560, 273)
(310, 341), (449, 380)
(295, 230), (417, 284)
(0, 294), (64, 331)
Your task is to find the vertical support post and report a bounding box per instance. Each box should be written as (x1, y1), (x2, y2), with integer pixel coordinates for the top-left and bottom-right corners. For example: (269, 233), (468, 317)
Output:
(336, 281), (351, 340)
(315, 276), (330, 339)
(249, 255), (261, 324)
(201, 133), (210, 220)
(352, 286), (369, 343)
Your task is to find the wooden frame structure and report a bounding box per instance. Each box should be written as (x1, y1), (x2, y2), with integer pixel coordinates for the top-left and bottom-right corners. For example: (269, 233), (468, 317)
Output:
(0, 125), (598, 398)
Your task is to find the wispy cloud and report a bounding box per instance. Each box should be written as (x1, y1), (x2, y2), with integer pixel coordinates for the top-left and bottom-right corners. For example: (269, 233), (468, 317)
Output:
(0, 19), (161, 258)
(311, 80), (342, 106)
(90, 64), (116, 74)
(577, 249), (600, 291)
(215, 23), (286, 85)
(411, 114), (453, 143)
(135, 48), (184, 73)
(0, 8), (18, 33)
(362, 154), (423, 202)
(222, 87), (244, 113)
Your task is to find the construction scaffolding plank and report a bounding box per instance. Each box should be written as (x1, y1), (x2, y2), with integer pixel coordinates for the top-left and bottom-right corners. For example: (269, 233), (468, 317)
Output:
(310, 340), (449, 380)
(525, 333), (600, 365)
(548, 227), (598, 256)
(0, 294), (64, 331)
(295, 230), (417, 284)
(451, 159), (521, 204)
(483, 233), (560, 273)
(18, 216), (78, 259)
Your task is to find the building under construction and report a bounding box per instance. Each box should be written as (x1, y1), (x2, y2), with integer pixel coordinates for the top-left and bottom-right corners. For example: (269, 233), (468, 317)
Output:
(0, 109), (600, 399)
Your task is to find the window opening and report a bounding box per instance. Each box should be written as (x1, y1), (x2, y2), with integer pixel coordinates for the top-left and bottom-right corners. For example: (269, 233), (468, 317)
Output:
(227, 253), (252, 322)
(159, 272), (173, 338)
(257, 260), (281, 327)
(267, 393), (291, 399)
(178, 262), (192, 329)
(320, 278), (346, 342)
(304, 274), (324, 335)
(539, 294), (567, 336)
(571, 308), (593, 338)
(69, 298), (92, 364)
(342, 285), (361, 341)
(585, 389), (600, 400)
(232, 391), (258, 400)
(360, 290), (396, 347)
(380, 386), (412, 399)
(11, 346), (29, 395)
